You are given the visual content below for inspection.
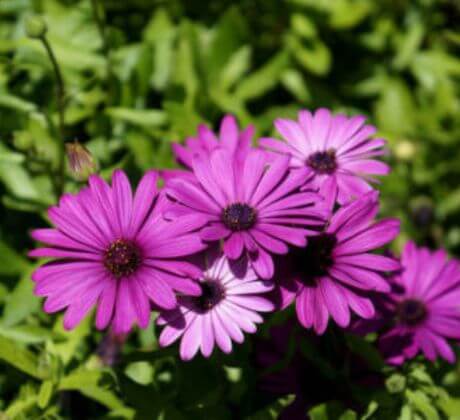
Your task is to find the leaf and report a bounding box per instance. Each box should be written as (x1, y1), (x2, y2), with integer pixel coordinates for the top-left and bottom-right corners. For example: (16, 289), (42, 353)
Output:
(0, 143), (25, 164)
(374, 78), (416, 135)
(2, 265), (39, 326)
(291, 13), (317, 39)
(345, 334), (384, 371)
(287, 35), (331, 76)
(37, 380), (53, 409)
(235, 52), (289, 101)
(393, 22), (424, 70)
(124, 361), (154, 386)
(0, 239), (29, 275)
(219, 45), (252, 91)
(106, 107), (168, 128)
(405, 389), (440, 420)
(386, 373), (406, 394)
(0, 161), (41, 200)
(329, 0), (373, 29)
(143, 8), (176, 90)
(0, 92), (37, 112)
(206, 7), (247, 84)
(248, 395), (295, 420)
(0, 324), (57, 344)
(174, 23), (199, 107)
(48, 314), (91, 365)
(59, 369), (132, 413)
(281, 69), (311, 102)
(0, 335), (48, 379)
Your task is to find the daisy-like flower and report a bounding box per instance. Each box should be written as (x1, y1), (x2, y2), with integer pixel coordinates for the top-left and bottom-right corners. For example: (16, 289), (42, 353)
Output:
(360, 242), (460, 365)
(278, 191), (400, 334)
(163, 115), (253, 182)
(29, 170), (207, 334)
(165, 147), (326, 279)
(260, 108), (389, 205)
(157, 252), (274, 360)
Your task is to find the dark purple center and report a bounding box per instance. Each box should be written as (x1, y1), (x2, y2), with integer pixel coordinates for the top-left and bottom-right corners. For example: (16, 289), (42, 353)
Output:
(307, 149), (337, 174)
(222, 203), (257, 231)
(104, 239), (141, 278)
(396, 298), (427, 326)
(292, 233), (337, 284)
(194, 280), (225, 311)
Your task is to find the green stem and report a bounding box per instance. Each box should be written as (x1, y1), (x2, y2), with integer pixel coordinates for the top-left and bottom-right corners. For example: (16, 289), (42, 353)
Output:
(39, 35), (66, 197)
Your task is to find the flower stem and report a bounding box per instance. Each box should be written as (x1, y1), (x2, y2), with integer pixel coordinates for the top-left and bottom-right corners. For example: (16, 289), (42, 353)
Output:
(39, 35), (66, 197)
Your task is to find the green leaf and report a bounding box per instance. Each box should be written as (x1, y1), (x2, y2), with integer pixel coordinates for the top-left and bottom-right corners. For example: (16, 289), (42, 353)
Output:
(0, 335), (48, 379)
(0, 239), (29, 275)
(0, 143), (25, 164)
(281, 69), (311, 102)
(0, 324), (57, 344)
(124, 361), (154, 386)
(48, 314), (91, 365)
(59, 369), (132, 413)
(248, 394), (295, 420)
(2, 265), (39, 326)
(345, 334), (384, 371)
(219, 45), (252, 91)
(374, 78), (416, 135)
(386, 373), (406, 394)
(0, 92), (37, 112)
(37, 380), (53, 409)
(291, 13), (317, 39)
(0, 161), (41, 200)
(235, 52), (289, 101)
(405, 389), (440, 420)
(106, 107), (167, 128)
(329, 0), (373, 29)
(144, 8), (176, 91)
(287, 35), (331, 76)
(206, 8), (246, 84)
(393, 22), (424, 70)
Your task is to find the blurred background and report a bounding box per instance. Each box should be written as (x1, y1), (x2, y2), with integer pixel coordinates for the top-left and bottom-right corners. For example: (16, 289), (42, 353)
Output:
(0, 0), (459, 418)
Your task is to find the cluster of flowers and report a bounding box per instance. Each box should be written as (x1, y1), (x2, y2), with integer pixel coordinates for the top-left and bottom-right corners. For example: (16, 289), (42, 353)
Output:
(30, 109), (460, 364)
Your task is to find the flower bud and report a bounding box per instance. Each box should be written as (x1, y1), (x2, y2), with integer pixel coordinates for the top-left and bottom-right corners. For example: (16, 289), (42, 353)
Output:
(25, 16), (47, 39)
(66, 141), (98, 181)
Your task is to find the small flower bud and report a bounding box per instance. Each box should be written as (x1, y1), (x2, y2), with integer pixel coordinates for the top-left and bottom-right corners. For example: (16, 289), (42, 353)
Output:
(25, 16), (48, 39)
(66, 141), (98, 181)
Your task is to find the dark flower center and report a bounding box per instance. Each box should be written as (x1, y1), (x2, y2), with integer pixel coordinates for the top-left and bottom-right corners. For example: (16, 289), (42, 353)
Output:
(292, 233), (337, 285)
(307, 149), (337, 174)
(193, 280), (225, 311)
(104, 239), (141, 278)
(222, 203), (257, 231)
(396, 298), (427, 326)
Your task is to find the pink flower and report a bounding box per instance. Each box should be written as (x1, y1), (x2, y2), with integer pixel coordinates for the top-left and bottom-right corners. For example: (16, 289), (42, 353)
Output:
(29, 170), (207, 333)
(166, 147), (325, 279)
(277, 192), (400, 334)
(158, 252), (274, 360)
(362, 242), (460, 365)
(260, 108), (389, 206)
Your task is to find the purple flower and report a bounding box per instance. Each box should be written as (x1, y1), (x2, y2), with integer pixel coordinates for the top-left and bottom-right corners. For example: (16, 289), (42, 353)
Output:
(278, 192), (400, 334)
(165, 147), (325, 279)
(29, 170), (207, 334)
(365, 241), (460, 365)
(157, 252), (274, 360)
(163, 115), (254, 182)
(260, 108), (389, 205)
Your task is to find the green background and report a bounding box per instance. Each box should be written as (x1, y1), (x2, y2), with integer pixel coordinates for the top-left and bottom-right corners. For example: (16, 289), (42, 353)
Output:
(0, 0), (460, 418)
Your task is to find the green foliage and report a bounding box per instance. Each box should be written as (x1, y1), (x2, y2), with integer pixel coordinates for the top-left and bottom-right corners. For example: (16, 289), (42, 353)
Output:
(0, 0), (459, 418)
